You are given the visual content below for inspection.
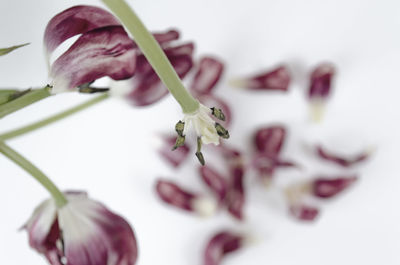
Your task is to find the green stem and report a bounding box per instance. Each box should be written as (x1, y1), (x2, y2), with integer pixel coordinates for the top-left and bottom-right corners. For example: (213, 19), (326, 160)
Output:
(0, 86), (51, 119)
(0, 141), (67, 208)
(0, 93), (109, 140)
(101, 0), (199, 114)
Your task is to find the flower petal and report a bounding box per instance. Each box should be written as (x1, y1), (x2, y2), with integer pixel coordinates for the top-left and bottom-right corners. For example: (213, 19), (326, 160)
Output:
(44, 5), (120, 59)
(50, 26), (136, 93)
(204, 231), (243, 265)
(153, 29), (180, 45)
(126, 43), (194, 106)
(312, 176), (357, 198)
(289, 204), (320, 222)
(199, 166), (229, 203)
(159, 135), (190, 167)
(24, 198), (58, 255)
(190, 57), (224, 95)
(316, 145), (371, 167)
(254, 125), (286, 155)
(220, 146), (246, 220)
(155, 179), (216, 216)
(252, 153), (298, 183)
(58, 192), (138, 265)
(231, 65), (290, 91)
(308, 62), (336, 100)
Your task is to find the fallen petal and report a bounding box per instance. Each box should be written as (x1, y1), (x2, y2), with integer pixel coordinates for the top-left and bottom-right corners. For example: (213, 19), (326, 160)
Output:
(199, 166), (229, 202)
(316, 145), (371, 167)
(227, 166), (245, 220)
(289, 204), (320, 221)
(254, 125), (286, 155)
(50, 26), (136, 93)
(308, 62), (336, 100)
(190, 57), (224, 96)
(231, 65), (290, 91)
(204, 231), (243, 265)
(312, 176), (358, 198)
(155, 179), (216, 216)
(252, 153), (298, 184)
(44, 5), (120, 60)
(159, 135), (190, 167)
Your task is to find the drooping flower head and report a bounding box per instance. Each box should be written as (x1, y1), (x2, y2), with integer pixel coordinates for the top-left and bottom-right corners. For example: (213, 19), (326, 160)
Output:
(24, 191), (138, 265)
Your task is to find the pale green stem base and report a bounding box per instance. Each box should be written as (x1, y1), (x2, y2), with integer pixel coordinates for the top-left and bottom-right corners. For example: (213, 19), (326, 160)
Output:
(0, 86), (51, 119)
(0, 93), (109, 140)
(0, 141), (67, 208)
(101, 0), (199, 113)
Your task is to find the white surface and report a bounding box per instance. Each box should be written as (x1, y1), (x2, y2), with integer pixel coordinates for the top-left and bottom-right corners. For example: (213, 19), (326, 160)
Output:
(1, 0), (399, 264)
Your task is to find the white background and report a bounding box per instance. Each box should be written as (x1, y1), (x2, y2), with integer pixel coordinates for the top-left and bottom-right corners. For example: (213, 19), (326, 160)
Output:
(1, 0), (400, 264)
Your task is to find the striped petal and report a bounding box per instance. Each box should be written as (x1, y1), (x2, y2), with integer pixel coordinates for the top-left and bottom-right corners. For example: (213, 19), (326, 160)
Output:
(44, 5), (120, 61)
(50, 26), (136, 93)
(126, 43), (194, 106)
(231, 65), (290, 91)
(190, 57), (224, 95)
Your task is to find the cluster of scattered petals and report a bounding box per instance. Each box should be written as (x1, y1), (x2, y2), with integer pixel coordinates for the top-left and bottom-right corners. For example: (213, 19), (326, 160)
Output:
(230, 65), (291, 91)
(24, 191), (137, 265)
(45, 5), (137, 93)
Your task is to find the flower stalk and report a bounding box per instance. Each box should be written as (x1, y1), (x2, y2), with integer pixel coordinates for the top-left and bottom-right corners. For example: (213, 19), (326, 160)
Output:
(101, 0), (199, 113)
(0, 141), (67, 208)
(0, 86), (51, 119)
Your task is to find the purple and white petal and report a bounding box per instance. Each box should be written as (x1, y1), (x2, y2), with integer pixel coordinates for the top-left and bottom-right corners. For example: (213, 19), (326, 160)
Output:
(58, 192), (138, 265)
(199, 166), (229, 203)
(252, 153), (298, 183)
(24, 198), (59, 259)
(316, 145), (371, 167)
(44, 5), (120, 61)
(289, 204), (320, 222)
(153, 29), (180, 45)
(24, 192), (138, 265)
(254, 125), (286, 156)
(190, 57), (224, 96)
(231, 66), (290, 91)
(155, 179), (217, 216)
(125, 44), (194, 106)
(312, 176), (357, 198)
(159, 135), (190, 167)
(50, 26), (136, 93)
(204, 231), (243, 265)
(308, 63), (335, 100)
(308, 63), (336, 122)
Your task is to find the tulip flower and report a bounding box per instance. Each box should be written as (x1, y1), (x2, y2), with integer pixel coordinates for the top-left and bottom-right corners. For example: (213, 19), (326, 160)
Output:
(24, 191), (138, 265)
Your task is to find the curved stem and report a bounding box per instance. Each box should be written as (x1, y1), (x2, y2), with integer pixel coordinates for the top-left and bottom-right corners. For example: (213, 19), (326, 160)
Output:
(101, 0), (199, 114)
(0, 86), (51, 119)
(0, 93), (109, 140)
(0, 141), (67, 208)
